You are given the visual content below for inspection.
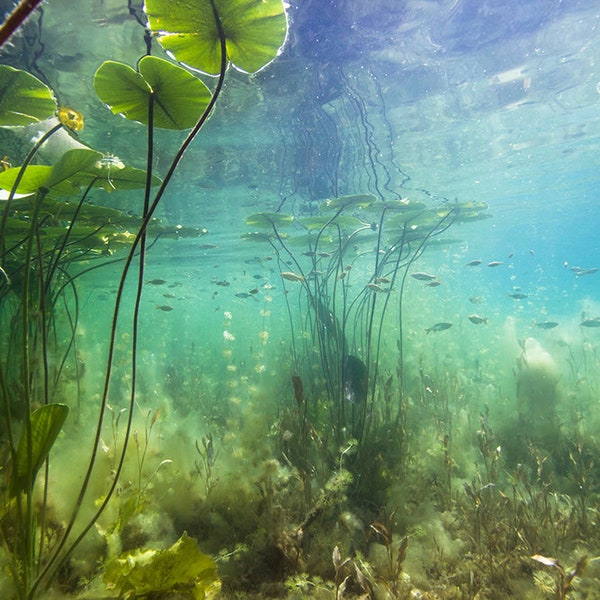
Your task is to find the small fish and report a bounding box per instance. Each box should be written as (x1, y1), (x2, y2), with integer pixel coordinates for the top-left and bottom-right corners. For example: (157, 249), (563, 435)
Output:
(469, 295), (482, 304)
(581, 318), (600, 328)
(426, 279), (441, 287)
(468, 314), (488, 325)
(280, 271), (305, 282)
(214, 280), (230, 287)
(374, 277), (391, 284)
(235, 292), (251, 298)
(411, 272), (438, 281)
(426, 322), (453, 334)
(156, 304), (173, 312)
(317, 252), (332, 258)
(575, 267), (599, 277)
(198, 243), (218, 249)
(533, 321), (559, 329)
(162, 293), (176, 299)
(146, 278), (167, 285)
(249, 288), (259, 295)
(465, 259), (482, 267)
(366, 283), (388, 293)
(302, 251), (316, 257)
(487, 261), (503, 268)
(508, 292), (528, 300)
(337, 271), (347, 280)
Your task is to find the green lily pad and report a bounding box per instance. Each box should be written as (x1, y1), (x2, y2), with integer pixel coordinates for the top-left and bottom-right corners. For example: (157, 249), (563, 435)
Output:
(0, 65), (57, 127)
(320, 194), (376, 212)
(94, 56), (211, 130)
(0, 149), (103, 195)
(246, 212), (293, 228)
(145, 0), (288, 76)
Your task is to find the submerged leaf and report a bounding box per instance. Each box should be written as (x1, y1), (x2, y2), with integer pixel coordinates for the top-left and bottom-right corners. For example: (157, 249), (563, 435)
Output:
(145, 0), (288, 76)
(11, 404), (69, 496)
(0, 65), (57, 127)
(103, 532), (221, 599)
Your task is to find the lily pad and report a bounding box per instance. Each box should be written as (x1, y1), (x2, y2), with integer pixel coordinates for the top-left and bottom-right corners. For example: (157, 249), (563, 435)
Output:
(94, 56), (211, 130)
(0, 65), (57, 127)
(320, 194), (376, 211)
(0, 149), (103, 195)
(246, 212), (293, 228)
(145, 0), (288, 75)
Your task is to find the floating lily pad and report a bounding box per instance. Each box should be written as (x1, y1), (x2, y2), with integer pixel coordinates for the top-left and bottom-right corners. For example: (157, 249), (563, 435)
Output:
(145, 0), (288, 76)
(0, 149), (103, 195)
(320, 194), (376, 212)
(94, 56), (211, 130)
(246, 212), (293, 228)
(0, 65), (57, 127)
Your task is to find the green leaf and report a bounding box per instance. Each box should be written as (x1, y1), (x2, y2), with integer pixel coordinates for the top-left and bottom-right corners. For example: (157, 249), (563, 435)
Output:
(94, 56), (211, 130)
(246, 212), (293, 228)
(11, 404), (69, 496)
(145, 0), (288, 76)
(104, 532), (221, 599)
(0, 65), (57, 127)
(0, 148), (102, 195)
(320, 194), (377, 211)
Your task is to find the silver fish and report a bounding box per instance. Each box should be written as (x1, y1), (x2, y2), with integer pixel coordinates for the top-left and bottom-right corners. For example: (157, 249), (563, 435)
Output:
(468, 314), (488, 325)
(412, 272), (437, 281)
(426, 322), (453, 334)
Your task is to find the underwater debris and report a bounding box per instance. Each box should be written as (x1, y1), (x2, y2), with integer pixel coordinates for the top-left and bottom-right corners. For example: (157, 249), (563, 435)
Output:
(425, 322), (453, 334)
(468, 314), (488, 325)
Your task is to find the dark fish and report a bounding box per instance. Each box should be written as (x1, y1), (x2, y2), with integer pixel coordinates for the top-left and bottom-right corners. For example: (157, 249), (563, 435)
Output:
(343, 355), (368, 438)
(198, 243), (218, 249)
(468, 314), (488, 325)
(426, 322), (453, 334)
(465, 259), (482, 267)
(156, 304), (173, 312)
(581, 318), (600, 328)
(533, 321), (559, 329)
(162, 293), (176, 299)
(412, 272), (437, 281)
(253, 274), (263, 279)
(147, 278), (167, 285)
(487, 261), (503, 267)
(574, 267), (599, 277)
(214, 280), (230, 287)
(469, 295), (482, 304)
(508, 292), (528, 299)
(235, 292), (251, 298)
(249, 288), (259, 295)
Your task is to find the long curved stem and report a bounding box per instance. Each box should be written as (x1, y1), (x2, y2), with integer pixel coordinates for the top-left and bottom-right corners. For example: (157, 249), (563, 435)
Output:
(0, 0), (43, 49)
(31, 4), (230, 595)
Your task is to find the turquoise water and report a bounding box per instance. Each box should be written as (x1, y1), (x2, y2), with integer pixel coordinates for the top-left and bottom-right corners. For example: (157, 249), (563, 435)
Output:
(1, 1), (600, 598)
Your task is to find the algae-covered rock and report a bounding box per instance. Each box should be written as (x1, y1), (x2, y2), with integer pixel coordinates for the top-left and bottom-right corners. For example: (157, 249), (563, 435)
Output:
(103, 532), (221, 599)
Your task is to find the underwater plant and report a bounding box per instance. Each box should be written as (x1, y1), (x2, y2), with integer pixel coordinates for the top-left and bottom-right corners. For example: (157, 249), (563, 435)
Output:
(0, 0), (288, 597)
(245, 196), (489, 499)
